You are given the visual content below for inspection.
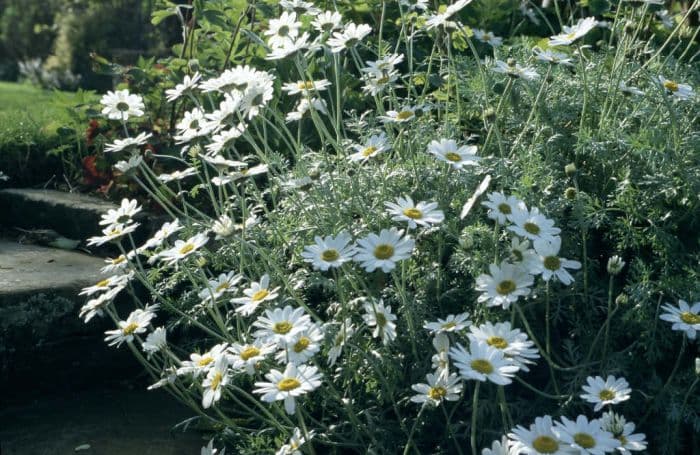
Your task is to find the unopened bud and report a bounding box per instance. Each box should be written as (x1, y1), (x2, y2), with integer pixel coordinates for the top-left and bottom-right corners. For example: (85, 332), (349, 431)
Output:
(565, 163), (577, 177)
(607, 255), (626, 275)
(564, 187), (577, 200)
(695, 358), (700, 376)
(615, 293), (629, 306)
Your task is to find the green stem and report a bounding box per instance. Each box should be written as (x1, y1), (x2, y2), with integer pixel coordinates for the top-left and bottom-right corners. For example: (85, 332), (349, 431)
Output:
(470, 382), (480, 455)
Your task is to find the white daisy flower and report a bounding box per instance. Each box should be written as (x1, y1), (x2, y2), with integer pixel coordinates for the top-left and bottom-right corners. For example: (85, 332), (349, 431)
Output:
(423, 312), (471, 334)
(468, 321), (540, 372)
(410, 370), (462, 406)
(165, 72), (201, 102)
(509, 415), (570, 455)
(198, 271), (243, 304)
(312, 11), (343, 33)
(475, 261), (534, 309)
(363, 299), (398, 345)
(492, 60), (540, 81)
(157, 232), (208, 265)
(432, 332), (451, 373)
(157, 167), (198, 183)
(104, 307), (157, 347)
(473, 28), (503, 47)
(205, 124), (248, 155)
(482, 436), (517, 455)
(618, 82), (644, 96)
(380, 106), (418, 123)
(175, 108), (209, 142)
(79, 286), (122, 323)
(231, 274), (281, 316)
(229, 339), (276, 375)
(533, 48), (575, 66)
(142, 326), (167, 356)
(285, 96), (328, 122)
(99, 198), (142, 226)
(508, 207), (561, 243)
(279, 0), (321, 15)
(202, 356), (229, 409)
(265, 11), (301, 48)
(276, 427), (314, 455)
(80, 272), (131, 296)
(385, 196), (444, 229)
(659, 299), (700, 339)
(301, 231), (356, 271)
(553, 415), (619, 455)
(105, 132), (152, 153)
(657, 75), (694, 101)
(100, 89), (145, 121)
(449, 340), (520, 385)
(266, 32), (315, 60)
(202, 154), (247, 171)
(507, 237), (540, 272)
(348, 133), (391, 163)
(114, 153), (143, 173)
(327, 23), (372, 53)
(482, 192), (526, 224)
(600, 412), (647, 454)
(427, 139), (480, 169)
(253, 306), (311, 346)
(327, 319), (355, 366)
(425, 0), (472, 29)
(177, 343), (229, 377)
(140, 219), (182, 251)
(581, 375), (632, 412)
(277, 323), (324, 365)
(87, 223), (140, 247)
(253, 363), (322, 414)
(548, 16), (598, 46)
(282, 79), (332, 96)
(212, 214), (235, 239)
(532, 237), (582, 285)
(100, 253), (133, 274)
(201, 439), (225, 455)
(354, 227), (415, 273)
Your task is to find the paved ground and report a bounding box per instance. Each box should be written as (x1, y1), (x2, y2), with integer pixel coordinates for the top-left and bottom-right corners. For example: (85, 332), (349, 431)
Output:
(0, 385), (204, 455)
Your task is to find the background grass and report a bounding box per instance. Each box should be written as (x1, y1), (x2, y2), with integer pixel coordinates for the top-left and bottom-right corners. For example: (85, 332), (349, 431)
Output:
(0, 81), (95, 187)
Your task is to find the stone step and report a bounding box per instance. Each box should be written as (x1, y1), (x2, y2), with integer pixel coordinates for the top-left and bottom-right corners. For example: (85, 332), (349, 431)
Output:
(0, 240), (136, 400)
(0, 188), (117, 241)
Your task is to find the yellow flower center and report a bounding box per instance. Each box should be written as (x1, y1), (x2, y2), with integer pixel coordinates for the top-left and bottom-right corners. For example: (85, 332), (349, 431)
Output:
(108, 227), (122, 236)
(524, 222), (541, 235)
(179, 243), (195, 255)
(497, 203), (512, 214)
(599, 389), (615, 401)
(470, 359), (494, 374)
(617, 435), (628, 445)
(240, 346), (260, 361)
(215, 282), (230, 292)
(321, 249), (340, 261)
(112, 255), (126, 264)
(374, 244), (395, 260)
(445, 152), (462, 162)
(122, 322), (139, 335)
(198, 356), (214, 367)
(428, 386), (447, 401)
(297, 81), (315, 90)
(487, 336), (508, 349)
(95, 278), (111, 288)
(116, 101), (130, 111)
(544, 256), (561, 271)
(274, 321), (293, 334)
(496, 279), (516, 295)
(293, 336), (311, 353)
(574, 433), (596, 449)
(377, 75), (391, 84)
(565, 32), (577, 41)
(252, 289), (270, 302)
(663, 80), (679, 92)
(680, 312), (700, 324)
(403, 208), (423, 219)
(396, 110), (414, 120)
(362, 146), (378, 157)
(278, 377), (301, 391)
(442, 321), (457, 330)
(511, 249), (523, 262)
(532, 436), (559, 453)
(211, 372), (223, 390)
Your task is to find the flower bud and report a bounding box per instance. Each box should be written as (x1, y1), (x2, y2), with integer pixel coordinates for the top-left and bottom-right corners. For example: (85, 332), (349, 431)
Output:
(564, 187), (577, 200)
(565, 163), (577, 177)
(695, 357), (700, 376)
(615, 293), (629, 306)
(607, 255), (626, 275)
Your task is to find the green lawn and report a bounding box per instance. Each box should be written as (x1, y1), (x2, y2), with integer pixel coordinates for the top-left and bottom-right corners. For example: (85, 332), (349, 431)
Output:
(0, 82), (95, 186)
